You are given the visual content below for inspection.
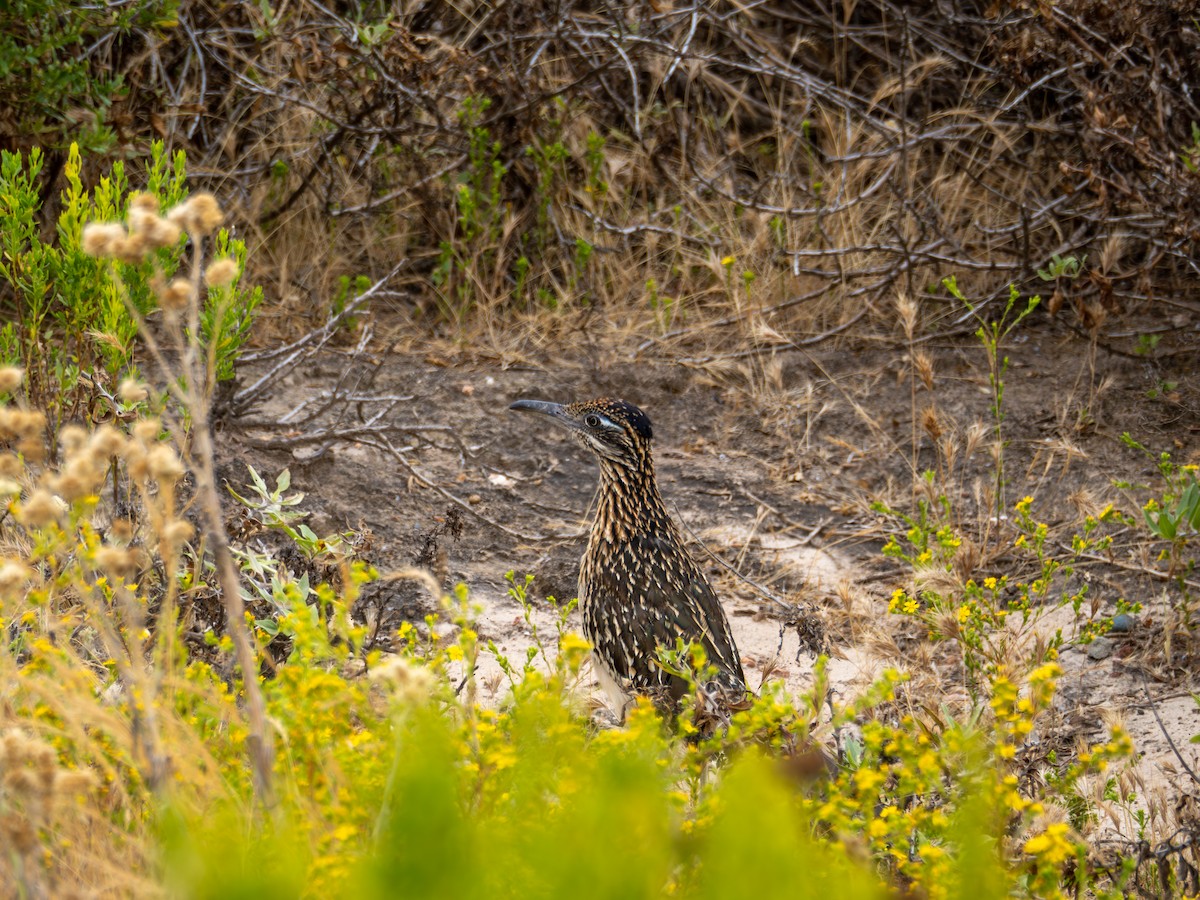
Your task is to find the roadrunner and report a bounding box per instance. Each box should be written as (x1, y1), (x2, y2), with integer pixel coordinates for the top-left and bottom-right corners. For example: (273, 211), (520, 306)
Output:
(510, 397), (747, 719)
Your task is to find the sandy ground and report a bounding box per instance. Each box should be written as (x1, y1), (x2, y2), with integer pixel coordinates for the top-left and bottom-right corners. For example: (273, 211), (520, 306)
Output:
(221, 321), (1200, 848)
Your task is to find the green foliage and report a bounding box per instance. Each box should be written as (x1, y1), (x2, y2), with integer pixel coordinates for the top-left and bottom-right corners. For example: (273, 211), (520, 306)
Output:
(0, 142), (258, 433)
(0, 142), (184, 430)
(201, 231), (263, 383)
(0, 0), (177, 151)
(1036, 253), (1086, 281)
(1118, 435), (1200, 580)
(1181, 121), (1200, 173)
(944, 278), (1040, 532)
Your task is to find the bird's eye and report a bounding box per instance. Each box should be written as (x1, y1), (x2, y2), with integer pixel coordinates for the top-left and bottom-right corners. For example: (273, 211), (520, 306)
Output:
(584, 414), (602, 428)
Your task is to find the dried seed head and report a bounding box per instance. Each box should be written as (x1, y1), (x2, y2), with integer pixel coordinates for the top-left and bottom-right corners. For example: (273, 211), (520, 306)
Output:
(160, 278), (193, 311)
(204, 257), (238, 288)
(129, 192), (160, 215)
(16, 437), (45, 463)
(0, 454), (18, 479)
(81, 222), (127, 258)
(54, 769), (97, 796)
(124, 445), (149, 481)
(114, 232), (150, 265)
(1, 812), (37, 855)
(921, 405), (943, 440)
(89, 424), (127, 459)
(127, 205), (157, 237)
(939, 434), (959, 472)
(161, 519), (195, 547)
(370, 655), (435, 704)
(93, 545), (136, 577)
(16, 489), (63, 528)
(132, 419), (161, 444)
(51, 471), (92, 502)
(167, 193), (225, 237)
(118, 379), (149, 404)
(964, 420), (988, 457)
(110, 517), (135, 541)
(895, 293), (918, 341)
(0, 367), (23, 393)
(59, 424), (89, 456)
(189, 193), (225, 235)
(0, 560), (32, 596)
(147, 445), (184, 482)
(147, 217), (182, 248)
(913, 350), (935, 391)
(4, 409), (46, 440)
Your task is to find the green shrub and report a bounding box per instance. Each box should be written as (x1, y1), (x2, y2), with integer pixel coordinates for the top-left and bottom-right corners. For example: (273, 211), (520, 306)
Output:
(0, 0), (177, 151)
(0, 142), (260, 433)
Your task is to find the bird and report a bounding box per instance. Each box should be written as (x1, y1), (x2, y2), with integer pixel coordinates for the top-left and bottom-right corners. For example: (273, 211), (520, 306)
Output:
(510, 397), (747, 721)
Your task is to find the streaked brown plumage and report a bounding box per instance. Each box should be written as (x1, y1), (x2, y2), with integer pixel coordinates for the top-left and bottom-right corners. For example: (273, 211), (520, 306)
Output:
(510, 397), (746, 716)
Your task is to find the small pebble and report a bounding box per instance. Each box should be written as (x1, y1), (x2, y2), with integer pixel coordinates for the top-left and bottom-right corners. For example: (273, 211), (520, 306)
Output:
(1109, 613), (1136, 633)
(1086, 637), (1113, 661)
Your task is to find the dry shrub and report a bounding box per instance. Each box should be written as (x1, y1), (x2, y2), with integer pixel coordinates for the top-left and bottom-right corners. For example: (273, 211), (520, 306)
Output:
(8, 1), (1199, 349)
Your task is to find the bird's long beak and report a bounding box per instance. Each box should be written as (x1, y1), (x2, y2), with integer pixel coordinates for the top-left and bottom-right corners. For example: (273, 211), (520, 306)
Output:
(509, 399), (564, 417)
(509, 398), (584, 434)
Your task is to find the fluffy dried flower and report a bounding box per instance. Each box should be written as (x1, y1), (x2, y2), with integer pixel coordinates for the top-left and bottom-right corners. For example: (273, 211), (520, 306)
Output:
(147, 217), (182, 247)
(114, 232), (150, 265)
(16, 489), (63, 528)
(147, 445), (185, 482)
(132, 419), (162, 443)
(204, 257), (238, 288)
(16, 437), (45, 463)
(51, 472), (92, 502)
(54, 769), (98, 795)
(166, 193), (224, 237)
(128, 206), (157, 236)
(370, 655), (435, 704)
(129, 192), (160, 214)
(0, 560), (32, 595)
(89, 424), (127, 458)
(160, 278), (193, 311)
(93, 545), (136, 577)
(0, 367), (23, 393)
(161, 519), (195, 547)
(58, 424), (88, 456)
(81, 222), (126, 258)
(124, 445), (148, 481)
(0, 454), (19, 478)
(118, 379), (149, 403)
(12, 410), (46, 438)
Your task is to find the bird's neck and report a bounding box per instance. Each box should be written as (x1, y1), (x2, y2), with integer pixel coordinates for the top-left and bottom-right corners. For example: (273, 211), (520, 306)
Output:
(593, 457), (673, 543)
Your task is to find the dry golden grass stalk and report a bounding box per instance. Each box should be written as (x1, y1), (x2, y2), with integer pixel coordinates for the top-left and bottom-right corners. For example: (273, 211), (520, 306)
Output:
(83, 194), (277, 807)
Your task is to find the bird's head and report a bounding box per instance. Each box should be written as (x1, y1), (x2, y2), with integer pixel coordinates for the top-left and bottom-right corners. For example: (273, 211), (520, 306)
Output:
(509, 397), (654, 471)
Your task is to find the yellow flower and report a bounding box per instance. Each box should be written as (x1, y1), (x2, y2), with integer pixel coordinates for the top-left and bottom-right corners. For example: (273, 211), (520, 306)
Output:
(721, 255), (735, 267)
(1023, 822), (1075, 866)
(983, 576), (997, 590)
(957, 604), (970, 624)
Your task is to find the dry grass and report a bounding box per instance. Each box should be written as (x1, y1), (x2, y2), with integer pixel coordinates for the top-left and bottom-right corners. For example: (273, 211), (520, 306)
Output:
(16, 0), (1188, 358)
